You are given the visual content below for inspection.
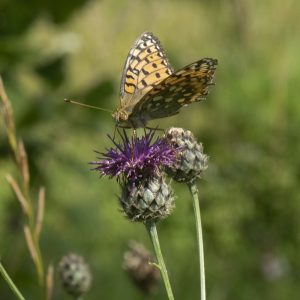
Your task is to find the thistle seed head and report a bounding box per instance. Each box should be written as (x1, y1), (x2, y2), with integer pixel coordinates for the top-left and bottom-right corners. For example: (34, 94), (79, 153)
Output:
(58, 253), (92, 298)
(165, 127), (208, 183)
(123, 240), (160, 294)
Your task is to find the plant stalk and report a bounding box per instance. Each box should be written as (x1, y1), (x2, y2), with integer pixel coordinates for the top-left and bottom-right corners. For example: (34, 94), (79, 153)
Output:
(146, 221), (174, 300)
(1, 76), (46, 296)
(0, 262), (26, 300)
(188, 180), (206, 300)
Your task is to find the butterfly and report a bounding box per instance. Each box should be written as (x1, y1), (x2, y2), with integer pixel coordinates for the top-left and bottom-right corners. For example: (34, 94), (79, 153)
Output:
(112, 32), (218, 129)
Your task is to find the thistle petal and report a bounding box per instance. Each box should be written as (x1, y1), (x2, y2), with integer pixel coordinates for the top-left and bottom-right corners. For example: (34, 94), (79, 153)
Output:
(91, 130), (177, 182)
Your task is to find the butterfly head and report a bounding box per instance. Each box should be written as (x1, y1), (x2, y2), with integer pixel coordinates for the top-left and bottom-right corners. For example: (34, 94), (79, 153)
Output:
(112, 108), (129, 124)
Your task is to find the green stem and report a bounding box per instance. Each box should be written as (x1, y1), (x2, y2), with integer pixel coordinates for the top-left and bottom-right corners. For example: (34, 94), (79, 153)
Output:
(187, 181), (206, 300)
(0, 262), (26, 300)
(146, 222), (175, 300)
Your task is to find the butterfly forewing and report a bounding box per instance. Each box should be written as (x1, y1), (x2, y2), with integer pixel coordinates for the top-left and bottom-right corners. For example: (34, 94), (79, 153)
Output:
(120, 32), (174, 106)
(130, 58), (218, 121)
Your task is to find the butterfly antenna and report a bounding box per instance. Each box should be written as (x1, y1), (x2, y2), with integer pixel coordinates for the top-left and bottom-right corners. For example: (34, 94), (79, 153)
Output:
(64, 99), (113, 113)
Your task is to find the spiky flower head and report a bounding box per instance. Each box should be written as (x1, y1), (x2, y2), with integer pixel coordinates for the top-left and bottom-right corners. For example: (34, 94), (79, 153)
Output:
(120, 172), (174, 222)
(123, 240), (160, 294)
(165, 127), (208, 183)
(91, 130), (176, 183)
(58, 253), (92, 298)
(91, 130), (176, 222)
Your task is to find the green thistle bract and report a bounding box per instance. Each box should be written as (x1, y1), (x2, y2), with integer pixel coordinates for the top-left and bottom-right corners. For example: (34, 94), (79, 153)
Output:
(120, 173), (174, 222)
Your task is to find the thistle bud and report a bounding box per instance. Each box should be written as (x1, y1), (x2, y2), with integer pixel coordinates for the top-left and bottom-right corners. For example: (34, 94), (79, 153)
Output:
(165, 127), (208, 183)
(120, 173), (174, 223)
(58, 253), (92, 298)
(123, 240), (160, 294)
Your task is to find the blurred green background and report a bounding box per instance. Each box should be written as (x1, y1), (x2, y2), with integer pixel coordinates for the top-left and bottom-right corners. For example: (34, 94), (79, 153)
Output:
(1, 0), (300, 299)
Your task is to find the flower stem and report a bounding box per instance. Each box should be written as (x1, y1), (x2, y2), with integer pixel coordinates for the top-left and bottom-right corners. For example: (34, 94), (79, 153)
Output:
(146, 222), (175, 300)
(0, 262), (26, 300)
(187, 180), (206, 300)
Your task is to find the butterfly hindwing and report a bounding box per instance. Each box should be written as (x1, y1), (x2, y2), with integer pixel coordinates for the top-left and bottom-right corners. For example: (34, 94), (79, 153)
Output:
(130, 58), (218, 120)
(120, 32), (174, 106)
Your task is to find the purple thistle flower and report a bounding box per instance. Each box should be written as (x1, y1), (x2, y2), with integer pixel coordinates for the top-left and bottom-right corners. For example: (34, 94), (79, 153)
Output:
(91, 130), (176, 182)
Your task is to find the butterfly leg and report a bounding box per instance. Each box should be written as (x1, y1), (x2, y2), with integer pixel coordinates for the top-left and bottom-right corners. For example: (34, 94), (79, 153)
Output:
(113, 125), (128, 140)
(127, 120), (137, 138)
(144, 126), (165, 133)
(116, 123), (138, 138)
(112, 125), (118, 140)
(116, 125), (131, 130)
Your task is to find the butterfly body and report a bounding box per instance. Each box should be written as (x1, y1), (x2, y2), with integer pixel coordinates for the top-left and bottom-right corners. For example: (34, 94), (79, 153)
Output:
(113, 32), (218, 128)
